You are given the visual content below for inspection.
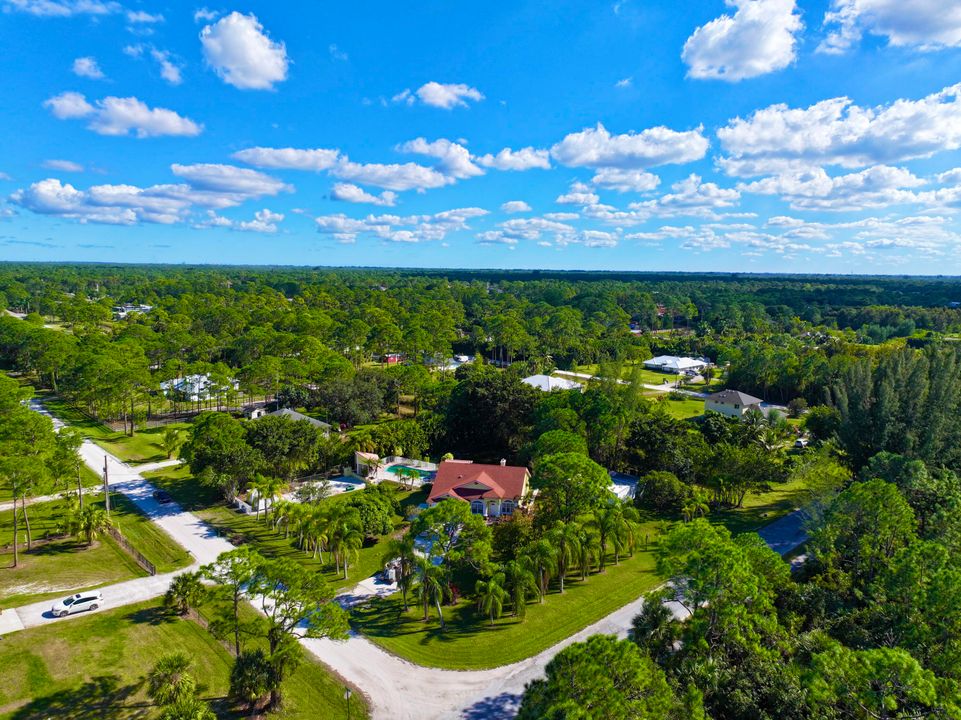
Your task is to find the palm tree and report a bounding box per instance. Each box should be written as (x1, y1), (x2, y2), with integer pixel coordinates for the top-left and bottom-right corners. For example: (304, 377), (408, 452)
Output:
(413, 556), (447, 628)
(147, 653), (197, 706)
(682, 489), (710, 522)
(522, 539), (558, 603)
(164, 571), (206, 616)
(475, 571), (509, 626)
(382, 535), (418, 610)
(504, 559), (538, 617)
(248, 475), (284, 522)
(74, 505), (112, 546)
(160, 426), (183, 460)
(576, 528), (601, 580)
(304, 505), (330, 560)
(548, 521), (582, 593)
(158, 696), (216, 720)
(591, 505), (626, 570)
(328, 505), (363, 578)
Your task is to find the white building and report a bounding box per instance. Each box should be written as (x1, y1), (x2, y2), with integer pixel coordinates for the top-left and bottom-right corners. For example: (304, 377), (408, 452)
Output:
(704, 389), (763, 418)
(643, 355), (709, 374)
(522, 374), (583, 392)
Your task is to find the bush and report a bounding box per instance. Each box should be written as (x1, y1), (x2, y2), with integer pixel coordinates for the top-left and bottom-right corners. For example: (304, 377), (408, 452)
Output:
(787, 397), (808, 418)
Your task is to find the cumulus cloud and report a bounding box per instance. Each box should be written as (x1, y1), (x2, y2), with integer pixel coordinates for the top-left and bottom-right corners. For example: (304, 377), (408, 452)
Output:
(194, 7), (217, 22)
(200, 11), (288, 90)
(232, 147), (340, 172)
(615, 77), (633, 88)
(330, 183), (397, 207)
(591, 167), (660, 192)
(315, 207), (487, 244)
(413, 82), (484, 109)
(551, 122), (709, 169)
(3, 0), (118, 17)
(151, 49), (183, 84)
(170, 163), (290, 197)
(501, 200), (532, 213)
(819, 0), (961, 54)
(42, 159), (83, 172)
(331, 158), (452, 192)
(198, 208), (284, 233)
(717, 83), (961, 175)
(72, 56), (104, 79)
(477, 217), (576, 245)
(740, 165), (927, 210)
(628, 174), (741, 218)
(398, 138), (483, 179)
(127, 9), (162, 23)
(475, 147), (551, 171)
(556, 181), (600, 206)
(682, 0), (803, 81)
(44, 92), (202, 137)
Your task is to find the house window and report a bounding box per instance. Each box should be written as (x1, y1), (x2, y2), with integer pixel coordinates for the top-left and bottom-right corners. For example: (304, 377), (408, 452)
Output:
(734, 404), (739, 409)
(501, 501), (514, 516)
(470, 501), (484, 515)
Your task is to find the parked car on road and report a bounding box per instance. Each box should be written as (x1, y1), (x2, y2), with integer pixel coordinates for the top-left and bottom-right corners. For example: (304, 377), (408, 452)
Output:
(794, 437), (809, 449)
(51, 591), (103, 617)
(152, 489), (173, 504)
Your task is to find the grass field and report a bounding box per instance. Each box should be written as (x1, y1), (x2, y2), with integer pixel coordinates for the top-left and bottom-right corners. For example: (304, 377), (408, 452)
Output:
(38, 394), (190, 465)
(354, 530), (661, 670)
(0, 598), (367, 720)
(0, 492), (190, 609)
(655, 395), (705, 420)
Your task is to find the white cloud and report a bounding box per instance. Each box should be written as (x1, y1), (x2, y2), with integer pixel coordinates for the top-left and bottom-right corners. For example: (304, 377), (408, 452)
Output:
(3, 0), (118, 17)
(0, 172), (12, 181)
(151, 49), (183, 85)
(475, 147), (551, 171)
(556, 181), (600, 206)
(398, 138), (483, 179)
(315, 207), (487, 244)
(330, 183), (397, 207)
(43, 91), (93, 119)
(501, 200), (532, 213)
(615, 77), (633, 88)
(42, 159), (83, 172)
(477, 217), (576, 245)
(551, 122), (709, 169)
(232, 147), (340, 172)
(194, 7), (217, 22)
(200, 11), (288, 90)
(819, 0), (961, 54)
(718, 83), (961, 175)
(329, 43), (348, 61)
(126, 9), (162, 23)
(591, 167), (660, 192)
(414, 82), (484, 109)
(740, 165), (926, 210)
(682, 0), (803, 81)
(331, 158), (452, 192)
(72, 56), (104, 79)
(170, 163), (290, 198)
(630, 174), (741, 217)
(196, 208), (284, 233)
(544, 212), (579, 221)
(44, 92), (202, 137)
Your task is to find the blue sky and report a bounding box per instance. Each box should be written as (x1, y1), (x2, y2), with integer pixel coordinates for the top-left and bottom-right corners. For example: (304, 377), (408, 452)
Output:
(3, 0), (961, 272)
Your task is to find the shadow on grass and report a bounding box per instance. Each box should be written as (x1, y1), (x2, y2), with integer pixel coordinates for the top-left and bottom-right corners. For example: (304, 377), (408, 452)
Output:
(24, 539), (94, 557)
(124, 604), (176, 627)
(9, 675), (146, 720)
(351, 595), (521, 647)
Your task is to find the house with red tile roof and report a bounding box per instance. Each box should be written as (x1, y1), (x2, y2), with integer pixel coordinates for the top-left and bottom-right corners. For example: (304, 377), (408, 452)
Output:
(427, 460), (530, 519)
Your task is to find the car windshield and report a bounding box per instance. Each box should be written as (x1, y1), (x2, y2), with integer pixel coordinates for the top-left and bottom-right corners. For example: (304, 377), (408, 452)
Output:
(63, 597), (75, 605)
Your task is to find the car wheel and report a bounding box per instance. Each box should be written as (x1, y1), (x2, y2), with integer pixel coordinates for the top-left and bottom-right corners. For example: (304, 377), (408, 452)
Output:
(58, 611), (67, 618)
(89, 604), (99, 611)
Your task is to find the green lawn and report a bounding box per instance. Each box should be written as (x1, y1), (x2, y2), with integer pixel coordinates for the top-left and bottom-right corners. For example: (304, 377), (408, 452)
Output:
(38, 394), (190, 465)
(710, 474), (810, 536)
(655, 395), (705, 420)
(354, 533), (661, 670)
(142, 465), (221, 510)
(0, 492), (190, 609)
(0, 598), (367, 720)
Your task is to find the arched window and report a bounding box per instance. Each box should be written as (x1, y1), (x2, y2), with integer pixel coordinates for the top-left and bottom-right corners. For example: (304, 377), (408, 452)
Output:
(501, 501), (514, 516)
(470, 500), (484, 515)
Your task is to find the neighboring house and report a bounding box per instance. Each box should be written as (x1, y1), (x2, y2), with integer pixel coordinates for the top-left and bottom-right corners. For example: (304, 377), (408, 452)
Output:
(704, 389), (763, 418)
(643, 355), (709, 374)
(160, 373), (238, 402)
(381, 353), (404, 365)
(522, 374), (583, 392)
(428, 460), (530, 518)
(265, 408), (332, 434)
(430, 354), (474, 372)
(112, 303), (153, 320)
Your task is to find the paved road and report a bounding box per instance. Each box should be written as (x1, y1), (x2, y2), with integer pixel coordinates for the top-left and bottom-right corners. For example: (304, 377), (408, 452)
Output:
(11, 399), (809, 720)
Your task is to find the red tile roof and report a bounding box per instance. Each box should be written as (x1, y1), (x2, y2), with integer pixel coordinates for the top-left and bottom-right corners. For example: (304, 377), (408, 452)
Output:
(428, 461), (529, 504)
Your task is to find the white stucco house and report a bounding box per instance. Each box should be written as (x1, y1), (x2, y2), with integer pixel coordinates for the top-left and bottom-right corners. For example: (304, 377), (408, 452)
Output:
(704, 389), (764, 418)
(522, 374), (583, 392)
(643, 355), (710, 374)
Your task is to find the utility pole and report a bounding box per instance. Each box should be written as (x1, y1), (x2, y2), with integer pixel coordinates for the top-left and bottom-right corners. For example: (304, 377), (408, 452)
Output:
(103, 455), (110, 516)
(344, 687), (352, 720)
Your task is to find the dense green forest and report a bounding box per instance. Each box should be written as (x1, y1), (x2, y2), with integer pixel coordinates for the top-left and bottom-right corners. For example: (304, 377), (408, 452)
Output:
(4, 264), (961, 719)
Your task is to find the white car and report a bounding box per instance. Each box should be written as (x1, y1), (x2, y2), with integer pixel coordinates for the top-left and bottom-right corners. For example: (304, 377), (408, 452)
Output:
(51, 591), (103, 617)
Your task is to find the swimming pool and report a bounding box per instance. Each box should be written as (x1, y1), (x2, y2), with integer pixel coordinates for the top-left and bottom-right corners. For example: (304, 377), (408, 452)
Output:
(387, 464), (435, 479)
